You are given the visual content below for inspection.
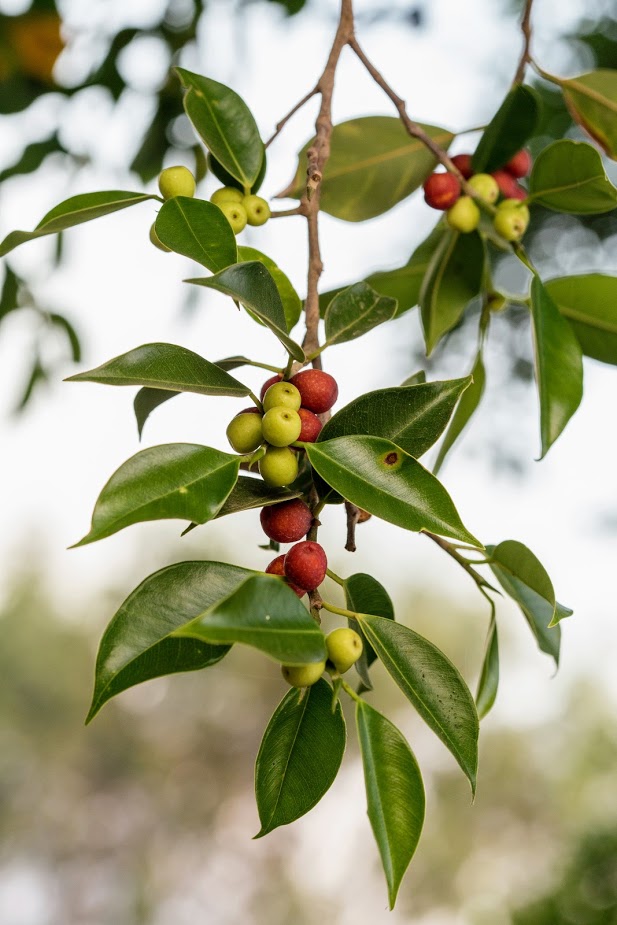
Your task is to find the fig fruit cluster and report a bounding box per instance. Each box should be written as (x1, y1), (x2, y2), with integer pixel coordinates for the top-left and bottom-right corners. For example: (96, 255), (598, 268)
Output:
(282, 627), (364, 688)
(422, 148), (532, 241)
(210, 186), (271, 236)
(226, 369), (338, 489)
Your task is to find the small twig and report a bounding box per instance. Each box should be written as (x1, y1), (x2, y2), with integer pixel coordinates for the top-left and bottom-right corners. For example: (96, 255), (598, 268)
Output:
(348, 36), (497, 213)
(423, 531), (495, 599)
(513, 0), (534, 85)
(344, 501), (360, 552)
(265, 86), (319, 148)
(270, 206), (303, 219)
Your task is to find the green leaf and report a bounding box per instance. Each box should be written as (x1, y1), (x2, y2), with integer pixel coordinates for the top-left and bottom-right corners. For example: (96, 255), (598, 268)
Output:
(0, 265), (20, 321)
(215, 476), (302, 518)
(487, 540), (569, 665)
(358, 614), (479, 791)
(0, 191), (159, 257)
(420, 230), (485, 354)
(279, 116), (454, 221)
(319, 223), (446, 319)
(560, 69), (617, 160)
(433, 352), (486, 474)
(324, 282), (397, 347)
(87, 560), (251, 722)
(344, 573), (395, 691)
(207, 149), (267, 194)
(356, 700), (425, 909)
(255, 679), (346, 837)
(49, 313), (81, 363)
(320, 377), (472, 459)
(545, 274), (617, 365)
(176, 67), (264, 187)
(134, 389), (177, 439)
(528, 140), (617, 213)
(155, 197), (238, 272)
(401, 370), (426, 385)
(187, 262), (305, 361)
(238, 246), (302, 331)
(74, 444), (240, 546)
(175, 574), (327, 665)
(472, 84), (541, 173)
(475, 615), (499, 720)
(530, 277), (583, 457)
(305, 436), (480, 545)
(67, 342), (250, 397)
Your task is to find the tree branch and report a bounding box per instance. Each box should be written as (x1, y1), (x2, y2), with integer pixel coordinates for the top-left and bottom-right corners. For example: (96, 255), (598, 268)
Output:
(513, 0), (534, 85)
(423, 531), (495, 600)
(265, 86), (319, 149)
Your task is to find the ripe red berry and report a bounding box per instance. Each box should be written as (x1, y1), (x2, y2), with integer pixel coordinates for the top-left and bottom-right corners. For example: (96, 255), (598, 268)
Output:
(450, 153), (474, 179)
(492, 170), (527, 201)
(260, 374), (283, 400)
(260, 498), (313, 543)
(423, 172), (461, 210)
(297, 407), (322, 443)
(290, 369), (338, 414)
(504, 149), (532, 178)
(284, 541), (327, 592)
(265, 555), (305, 597)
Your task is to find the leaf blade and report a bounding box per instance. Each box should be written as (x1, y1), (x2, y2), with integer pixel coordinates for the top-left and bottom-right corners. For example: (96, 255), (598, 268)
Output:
(155, 197), (238, 271)
(255, 679), (346, 837)
(356, 700), (425, 908)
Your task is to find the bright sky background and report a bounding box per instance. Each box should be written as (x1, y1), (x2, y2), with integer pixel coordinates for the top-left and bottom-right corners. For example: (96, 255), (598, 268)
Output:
(0, 1), (616, 920)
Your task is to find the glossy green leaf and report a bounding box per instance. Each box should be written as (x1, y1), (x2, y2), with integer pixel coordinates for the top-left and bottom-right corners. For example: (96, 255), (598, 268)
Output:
(319, 223), (446, 319)
(74, 444), (240, 546)
(255, 679), (346, 837)
(545, 274), (617, 364)
(187, 262), (305, 361)
(0, 191), (158, 257)
(528, 140), (617, 213)
(324, 282), (397, 347)
(530, 277), (583, 457)
(207, 149), (267, 194)
(472, 84), (541, 173)
(358, 614), (479, 791)
(433, 352), (486, 474)
(87, 560), (251, 722)
(155, 197), (238, 271)
(176, 574), (327, 664)
(279, 116), (454, 221)
(238, 246), (302, 331)
(0, 265), (19, 321)
(487, 540), (570, 665)
(176, 68), (264, 187)
(356, 700), (425, 909)
(476, 615), (499, 720)
(320, 377), (471, 459)
(420, 230), (485, 354)
(344, 573), (395, 691)
(67, 343), (250, 398)
(560, 69), (617, 159)
(215, 476), (302, 518)
(306, 436), (479, 545)
(134, 389), (177, 438)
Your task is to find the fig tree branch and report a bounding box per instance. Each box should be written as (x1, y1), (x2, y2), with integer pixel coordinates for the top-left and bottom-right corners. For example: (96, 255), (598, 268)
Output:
(513, 0), (535, 85)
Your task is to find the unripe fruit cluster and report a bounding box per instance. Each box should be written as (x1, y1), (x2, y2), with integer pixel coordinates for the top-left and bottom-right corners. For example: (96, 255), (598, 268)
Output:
(281, 627), (364, 688)
(210, 186), (271, 235)
(422, 149), (532, 241)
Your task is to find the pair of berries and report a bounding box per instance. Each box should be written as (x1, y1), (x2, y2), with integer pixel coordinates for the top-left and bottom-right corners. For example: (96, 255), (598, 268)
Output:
(282, 627), (364, 688)
(210, 186), (271, 235)
(266, 540), (327, 594)
(423, 148), (532, 241)
(226, 369), (338, 488)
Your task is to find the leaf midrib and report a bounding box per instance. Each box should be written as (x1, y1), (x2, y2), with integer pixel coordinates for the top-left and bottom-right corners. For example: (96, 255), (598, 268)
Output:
(531, 172), (615, 201)
(319, 131), (452, 184)
(325, 293), (395, 345)
(564, 79), (617, 116)
(263, 691), (309, 831)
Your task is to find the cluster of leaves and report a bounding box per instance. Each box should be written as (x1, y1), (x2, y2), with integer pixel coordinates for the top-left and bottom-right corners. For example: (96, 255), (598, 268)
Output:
(2, 37), (616, 904)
